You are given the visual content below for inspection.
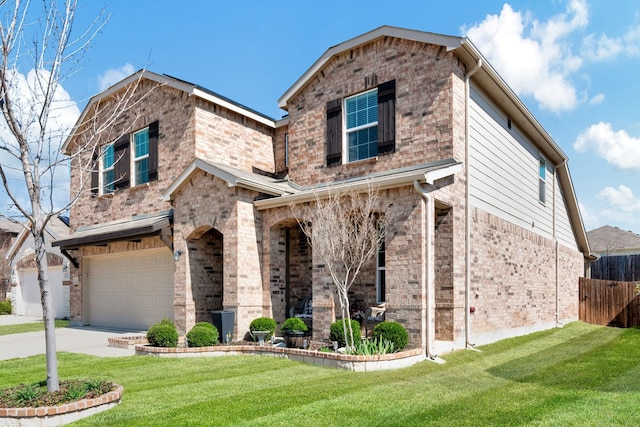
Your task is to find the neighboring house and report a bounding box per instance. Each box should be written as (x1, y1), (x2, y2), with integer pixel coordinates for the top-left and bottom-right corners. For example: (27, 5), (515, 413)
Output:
(54, 26), (589, 353)
(0, 220), (22, 299)
(587, 225), (640, 281)
(6, 217), (70, 318)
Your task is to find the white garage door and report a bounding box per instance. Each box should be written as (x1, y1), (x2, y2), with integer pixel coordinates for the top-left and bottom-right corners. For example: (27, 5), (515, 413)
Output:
(86, 249), (174, 330)
(19, 267), (64, 318)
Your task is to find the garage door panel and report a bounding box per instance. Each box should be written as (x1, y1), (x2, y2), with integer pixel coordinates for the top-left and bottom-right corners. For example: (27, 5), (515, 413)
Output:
(86, 250), (174, 330)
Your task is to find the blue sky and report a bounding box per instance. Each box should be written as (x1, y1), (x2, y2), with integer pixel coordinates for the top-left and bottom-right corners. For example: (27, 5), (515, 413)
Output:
(6, 0), (640, 234)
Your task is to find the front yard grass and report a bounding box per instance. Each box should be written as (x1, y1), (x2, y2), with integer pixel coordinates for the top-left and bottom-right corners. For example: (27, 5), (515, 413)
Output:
(0, 319), (69, 336)
(1, 321), (639, 426)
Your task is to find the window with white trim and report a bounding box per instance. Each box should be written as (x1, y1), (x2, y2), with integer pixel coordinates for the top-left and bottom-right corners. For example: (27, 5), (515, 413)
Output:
(133, 127), (150, 185)
(91, 121), (159, 197)
(539, 155), (546, 204)
(376, 236), (386, 304)
(325, 80), (395, 167)
(100, 143), (115, 195)
(346, 89), (378, 162)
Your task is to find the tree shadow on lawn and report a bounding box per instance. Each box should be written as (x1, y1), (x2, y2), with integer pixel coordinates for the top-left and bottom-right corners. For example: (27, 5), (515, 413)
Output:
(486, 326), (640, 392)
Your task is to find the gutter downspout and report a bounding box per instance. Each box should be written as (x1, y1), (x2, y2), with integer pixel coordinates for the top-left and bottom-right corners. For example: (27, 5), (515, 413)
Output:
(465, 59), (482, 348)
(554, 161), (566, 327)
(414, 180), (437, 360)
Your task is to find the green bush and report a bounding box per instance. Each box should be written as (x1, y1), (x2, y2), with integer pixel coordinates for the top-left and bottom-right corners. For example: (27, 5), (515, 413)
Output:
(330, 319), (361, 347)
(249, 317), (277, 340)
(280, 317), (308, 334)
(147, 318), (178, 347)
(0, 299), (11, 315)
(186, 323), (219, 347)
(373, 321), (408, 351)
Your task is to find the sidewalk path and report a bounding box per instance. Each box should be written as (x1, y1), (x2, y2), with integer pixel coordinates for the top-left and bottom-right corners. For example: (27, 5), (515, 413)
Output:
(0, 316), (137, 360)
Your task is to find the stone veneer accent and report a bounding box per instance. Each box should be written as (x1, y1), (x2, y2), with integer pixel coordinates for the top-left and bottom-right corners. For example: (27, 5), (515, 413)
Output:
(0, 385), (123, 427)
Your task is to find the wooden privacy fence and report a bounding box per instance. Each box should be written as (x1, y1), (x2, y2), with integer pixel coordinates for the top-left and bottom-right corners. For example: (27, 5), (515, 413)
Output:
(590, 254), (640, 281)
(579, 278), (640, 328)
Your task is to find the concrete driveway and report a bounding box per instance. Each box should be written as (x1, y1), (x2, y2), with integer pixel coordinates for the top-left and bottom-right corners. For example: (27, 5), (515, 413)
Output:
(0, 315), (137, 361)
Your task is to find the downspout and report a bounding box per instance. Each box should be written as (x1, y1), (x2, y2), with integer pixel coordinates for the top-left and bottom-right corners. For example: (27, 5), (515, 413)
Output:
(465, 59), (482, 348)
(554, 162), (566, 327)
(413, 180), (437, 360)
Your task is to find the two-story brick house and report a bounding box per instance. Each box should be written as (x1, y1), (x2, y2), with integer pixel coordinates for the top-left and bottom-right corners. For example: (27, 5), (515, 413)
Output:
(55, 26), (589, 354)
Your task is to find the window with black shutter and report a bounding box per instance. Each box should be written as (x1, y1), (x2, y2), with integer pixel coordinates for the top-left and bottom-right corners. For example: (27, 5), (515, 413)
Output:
(326, 99), (342, 166)
(377, 80), (396, 155)
(113, 133), (130, 190)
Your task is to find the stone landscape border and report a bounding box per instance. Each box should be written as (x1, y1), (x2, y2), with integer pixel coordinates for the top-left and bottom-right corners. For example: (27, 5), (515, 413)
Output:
(0, 385), (123, 427)
(135, 344), (426, 371)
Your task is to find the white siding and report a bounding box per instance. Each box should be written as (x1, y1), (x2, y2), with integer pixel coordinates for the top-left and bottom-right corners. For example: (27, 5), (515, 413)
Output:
(468, 85), (578, 251)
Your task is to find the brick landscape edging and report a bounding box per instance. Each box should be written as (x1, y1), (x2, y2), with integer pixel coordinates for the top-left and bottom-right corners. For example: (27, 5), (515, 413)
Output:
(0, 385), (123, 426)
(135, 345), (426, 371)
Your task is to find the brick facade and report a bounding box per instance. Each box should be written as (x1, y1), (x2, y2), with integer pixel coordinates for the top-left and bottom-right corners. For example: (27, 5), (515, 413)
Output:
(61, 28), (587, 353)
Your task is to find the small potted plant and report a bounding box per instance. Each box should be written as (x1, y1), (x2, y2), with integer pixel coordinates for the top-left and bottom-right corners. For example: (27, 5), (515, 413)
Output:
(280, 317), (309, 349)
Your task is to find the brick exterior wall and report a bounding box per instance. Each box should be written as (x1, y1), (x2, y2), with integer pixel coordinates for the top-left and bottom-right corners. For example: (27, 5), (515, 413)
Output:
(468, 207), (582, 345)
(62, 34), (585, 354)
(285, 38), (462, 187)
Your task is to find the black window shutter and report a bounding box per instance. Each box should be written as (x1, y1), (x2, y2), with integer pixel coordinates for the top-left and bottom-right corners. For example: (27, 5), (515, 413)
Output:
(326, 98), (342, 167)
(113, 134), (130, 190)
(90, 148), (99, 197)
(148, 121), (159, 181)
(377, 80), (396, 155)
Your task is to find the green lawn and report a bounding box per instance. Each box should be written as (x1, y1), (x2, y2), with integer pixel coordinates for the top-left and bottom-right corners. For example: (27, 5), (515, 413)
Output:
(0, 319), (69, 336)
(1, 322), (639, 426)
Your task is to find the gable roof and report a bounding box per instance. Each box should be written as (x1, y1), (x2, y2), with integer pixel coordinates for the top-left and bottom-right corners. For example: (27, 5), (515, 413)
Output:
(162, 159), (298, 202)
(0, 219), (23, 235)
(5, 216), (69, 263)
(277, 25), (590, 257)
(62, 70), (276, 154)
(587, 225), (640, 254)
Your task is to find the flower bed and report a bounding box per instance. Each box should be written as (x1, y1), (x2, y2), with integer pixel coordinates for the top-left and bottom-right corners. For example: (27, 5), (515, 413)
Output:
(0, 384), (123, 426)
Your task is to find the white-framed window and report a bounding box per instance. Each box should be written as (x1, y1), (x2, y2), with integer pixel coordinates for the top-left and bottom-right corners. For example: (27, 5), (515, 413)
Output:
(284, 133), (289, 168)
(376, 234), (386, 304)
(345, 89), (378, 162)
(100, 143), (115, 195)
(539, 155), (546, 204)
(133, 127), (150, 185)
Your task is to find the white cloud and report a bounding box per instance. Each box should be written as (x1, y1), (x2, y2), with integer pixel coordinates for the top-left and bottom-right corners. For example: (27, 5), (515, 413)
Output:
(0, 68), (80, 216)
(463, 1), (589, 112)
(591, 185), (640, 231)
(582, 24), (640, 61)
(574, 122), (640, 169)
(578, 201), (599, 230)
(588, 93), (605, 105)
(97, 63), (135, 91)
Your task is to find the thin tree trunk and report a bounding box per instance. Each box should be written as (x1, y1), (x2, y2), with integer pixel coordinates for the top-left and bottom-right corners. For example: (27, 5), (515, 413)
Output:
(34, 228), (59, 392)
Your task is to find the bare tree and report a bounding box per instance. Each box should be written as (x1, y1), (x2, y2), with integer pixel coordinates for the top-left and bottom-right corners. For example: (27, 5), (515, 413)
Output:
(0, 0), (149, 392)
(293, 184), (384, 349)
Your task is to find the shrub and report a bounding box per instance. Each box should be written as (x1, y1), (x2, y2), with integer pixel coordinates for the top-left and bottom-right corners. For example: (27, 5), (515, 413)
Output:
(186, 323), (219, 347)
(373, 321), (408, 351)
(330, 318), (361, 347)
(249, 317), (277, 340)
(0, 299), (11, 315)
(147, 318), (178, 347)
(280, 317), (308, 334)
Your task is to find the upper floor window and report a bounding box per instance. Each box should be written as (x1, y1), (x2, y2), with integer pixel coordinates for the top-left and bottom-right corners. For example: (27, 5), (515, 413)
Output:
(539, 155), (546, 204)
(133, 127), (150, 185)
(101, 143), (115, 194)
(346, 89), (378, 162)
(326, 80), (396, 167)
(91, 121), (159, 197)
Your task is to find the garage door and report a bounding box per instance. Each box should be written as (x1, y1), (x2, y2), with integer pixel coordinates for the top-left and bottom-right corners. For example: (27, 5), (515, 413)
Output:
(19, 267), (64, 318)
(86, 249), (174, 330)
